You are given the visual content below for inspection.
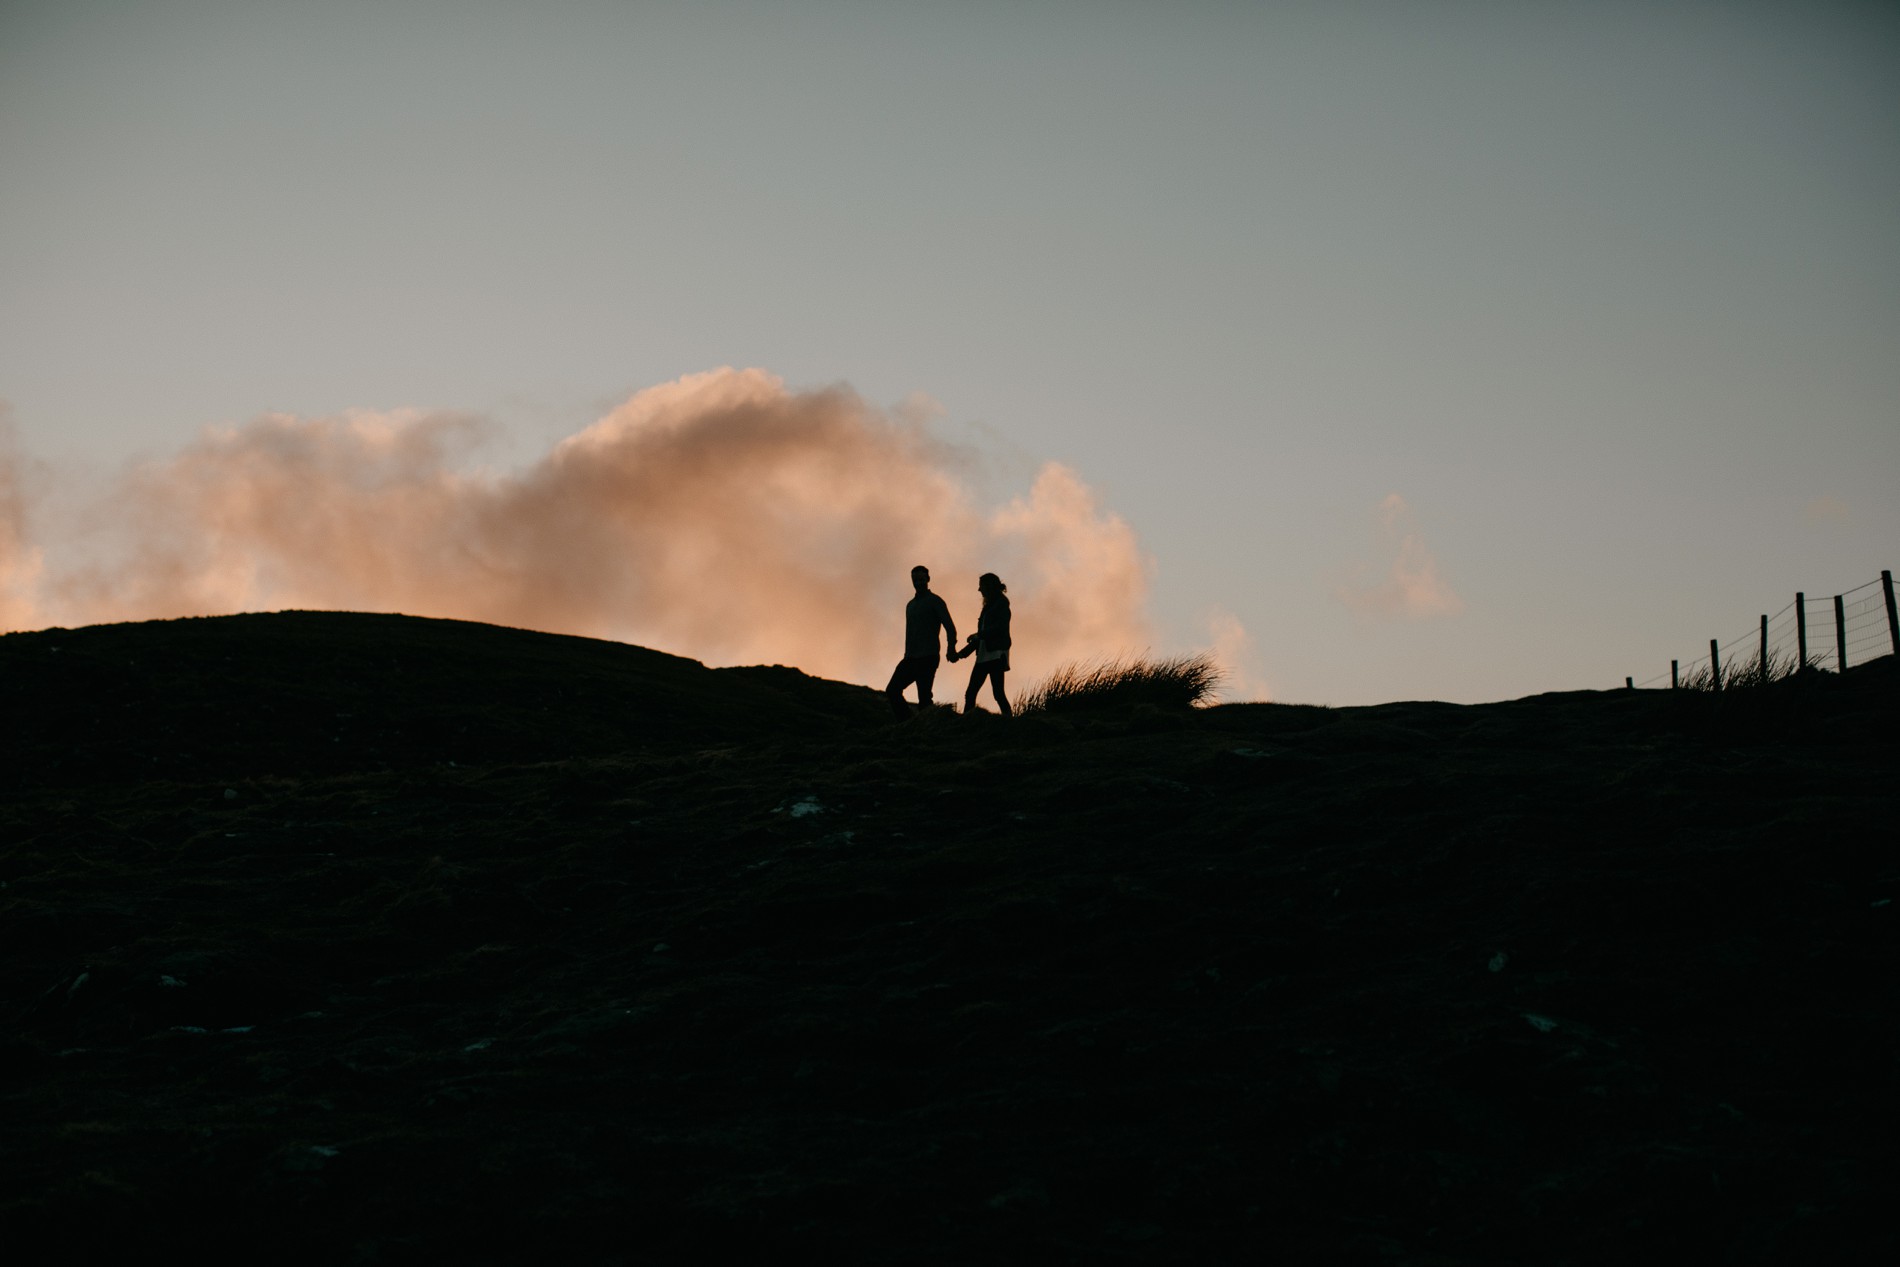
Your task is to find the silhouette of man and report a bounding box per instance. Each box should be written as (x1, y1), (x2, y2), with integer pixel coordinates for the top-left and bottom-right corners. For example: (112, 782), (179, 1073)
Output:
(886, 565), (957, 721)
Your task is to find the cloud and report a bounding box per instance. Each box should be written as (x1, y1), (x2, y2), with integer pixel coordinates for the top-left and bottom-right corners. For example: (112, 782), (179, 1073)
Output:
(8, 368), (1186, 691)
(0, 404), (47, 632)
(1206, 605), (1271, 701)
(1336, 492), (1463, 621)
(1805, 494), (1850, 524)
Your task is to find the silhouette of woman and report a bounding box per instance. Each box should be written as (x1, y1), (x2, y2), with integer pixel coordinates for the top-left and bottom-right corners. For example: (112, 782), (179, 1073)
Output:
(953, 573), (1012, 717)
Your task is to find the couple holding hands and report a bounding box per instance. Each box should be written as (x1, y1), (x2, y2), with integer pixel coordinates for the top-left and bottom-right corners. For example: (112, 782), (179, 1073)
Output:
(885, 565), (1012, 720)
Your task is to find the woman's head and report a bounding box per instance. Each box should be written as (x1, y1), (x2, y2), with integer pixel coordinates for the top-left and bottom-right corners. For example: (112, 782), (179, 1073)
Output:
(978, 572), (1006, 598)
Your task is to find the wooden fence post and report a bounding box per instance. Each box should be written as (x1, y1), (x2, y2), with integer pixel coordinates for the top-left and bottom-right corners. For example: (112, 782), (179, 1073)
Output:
(1884, 570), (1898, 658)
(1835, 594), (1848, 671)
(1759, 614), (1768, 685)
(1796, 592), (1808, 671)
(1710, 639), (1722, 691)
(1671, 659), (1679, 689)
(1625, 676), (1633, 690)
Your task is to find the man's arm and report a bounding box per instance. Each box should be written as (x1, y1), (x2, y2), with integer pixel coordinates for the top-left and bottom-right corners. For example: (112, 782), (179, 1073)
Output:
(939, 597), (957, 652)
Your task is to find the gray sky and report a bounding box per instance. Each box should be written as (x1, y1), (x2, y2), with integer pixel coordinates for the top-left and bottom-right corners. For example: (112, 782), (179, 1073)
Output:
(3, 0), (1896, 703)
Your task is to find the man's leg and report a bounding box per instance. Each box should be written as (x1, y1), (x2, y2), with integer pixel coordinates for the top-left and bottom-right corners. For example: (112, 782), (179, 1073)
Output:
(885, 660), (919, 721)
(914, 657), (939, 709)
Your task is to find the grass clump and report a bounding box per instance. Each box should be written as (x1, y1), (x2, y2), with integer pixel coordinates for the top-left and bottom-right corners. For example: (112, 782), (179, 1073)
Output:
(1020, 652), (1224, 714)
(1678, 647), (1818, 692)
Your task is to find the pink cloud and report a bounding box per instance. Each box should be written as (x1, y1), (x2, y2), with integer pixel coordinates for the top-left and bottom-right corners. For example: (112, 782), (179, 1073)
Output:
(7, 369), (1164, 691)
(1337, 493), (1464, 621)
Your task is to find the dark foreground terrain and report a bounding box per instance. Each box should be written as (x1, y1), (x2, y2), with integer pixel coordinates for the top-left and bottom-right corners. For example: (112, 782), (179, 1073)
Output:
(2, 612), (1894, 1263)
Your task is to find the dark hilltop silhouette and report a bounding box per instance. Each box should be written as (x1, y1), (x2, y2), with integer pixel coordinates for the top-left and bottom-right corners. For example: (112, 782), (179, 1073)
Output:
(2, 611), (1895, 1262)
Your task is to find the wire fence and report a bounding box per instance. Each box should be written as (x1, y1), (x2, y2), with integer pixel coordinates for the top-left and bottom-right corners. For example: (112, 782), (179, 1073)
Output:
(1630, 570), (1898, 691)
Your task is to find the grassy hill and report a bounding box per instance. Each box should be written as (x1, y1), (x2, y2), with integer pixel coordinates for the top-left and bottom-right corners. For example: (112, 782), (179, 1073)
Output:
(2, 612), (1895, 1263)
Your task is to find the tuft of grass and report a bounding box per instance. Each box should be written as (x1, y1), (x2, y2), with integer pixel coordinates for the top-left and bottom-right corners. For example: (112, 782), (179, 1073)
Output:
(1020, 652), (1225, 714)
(1678, 646), (1819, 692)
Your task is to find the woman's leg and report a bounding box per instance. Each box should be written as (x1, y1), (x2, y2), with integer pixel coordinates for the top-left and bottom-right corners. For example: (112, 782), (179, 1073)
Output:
(989, 668), (1012, 717)
(965, 662), (1009, 715)
(963, 661), (986, 714)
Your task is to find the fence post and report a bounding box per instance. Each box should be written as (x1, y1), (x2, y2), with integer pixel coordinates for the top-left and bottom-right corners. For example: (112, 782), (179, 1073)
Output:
(1884, 570), (1898, 657)
(1710, 638), (1721, 692)
(1625, 676), (1633, 690)
(1758, 614), (1768, 685)
(1796, 592), (1808, 671)
(1835, 594), (1848, 671)
(1671, 659), (1679, 689)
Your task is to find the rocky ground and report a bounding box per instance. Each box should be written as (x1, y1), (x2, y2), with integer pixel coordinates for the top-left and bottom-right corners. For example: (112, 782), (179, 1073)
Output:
(2, 612), (1894, 1263)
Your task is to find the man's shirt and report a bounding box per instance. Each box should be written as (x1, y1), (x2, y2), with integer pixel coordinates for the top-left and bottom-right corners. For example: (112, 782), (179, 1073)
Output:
(905, 591), (955, 660)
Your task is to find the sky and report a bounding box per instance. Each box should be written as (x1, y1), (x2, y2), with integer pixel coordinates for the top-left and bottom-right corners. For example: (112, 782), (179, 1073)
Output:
(2, 0), (1896, 705)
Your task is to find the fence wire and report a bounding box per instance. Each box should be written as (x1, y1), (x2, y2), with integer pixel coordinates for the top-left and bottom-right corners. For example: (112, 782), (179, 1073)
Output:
(1638, 572), (1895, 689)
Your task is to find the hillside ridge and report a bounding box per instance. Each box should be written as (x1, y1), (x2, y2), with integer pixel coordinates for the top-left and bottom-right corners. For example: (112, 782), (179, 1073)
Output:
(0, 610), (885, 788)
(3, 611), (1895, 1261)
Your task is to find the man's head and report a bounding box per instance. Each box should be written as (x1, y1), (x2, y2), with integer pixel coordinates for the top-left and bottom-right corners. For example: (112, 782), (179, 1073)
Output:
(911, 565), (930, 591)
